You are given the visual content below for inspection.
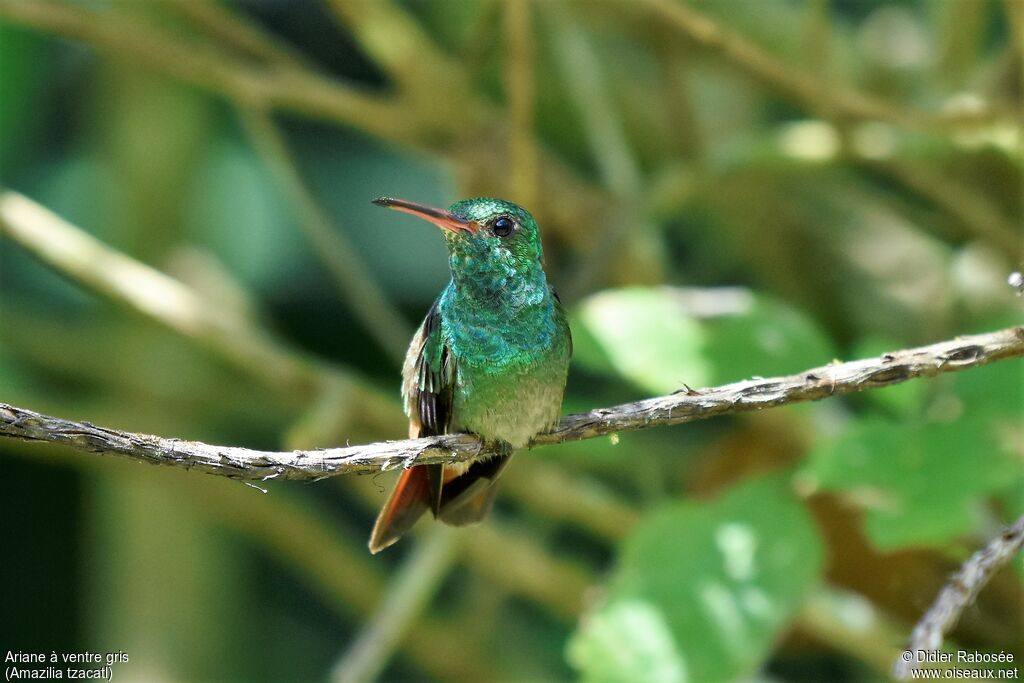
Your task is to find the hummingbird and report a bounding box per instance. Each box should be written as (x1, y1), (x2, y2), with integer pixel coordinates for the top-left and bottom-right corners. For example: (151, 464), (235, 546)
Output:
(368, 197), (572, 553)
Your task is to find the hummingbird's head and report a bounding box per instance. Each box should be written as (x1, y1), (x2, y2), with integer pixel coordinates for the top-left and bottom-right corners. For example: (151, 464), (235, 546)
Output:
(444, 197), (542, 264)
(373, 197), (546, 297)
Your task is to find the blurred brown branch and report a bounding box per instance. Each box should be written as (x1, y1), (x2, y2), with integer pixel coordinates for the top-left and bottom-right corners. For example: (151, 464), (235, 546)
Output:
(0, 189), (401, 435)
(330, 527), (460, 683)
(162, 472), (497, 681)
(893, 514), (1024, 680)
(0, 190), (316, 395)
(865, 160), (1022, 257)
(0, 0), (608, 253)
(2, 326), (1021, 480)
(164, 0), (309, 70)
(237, 108), (413, 365)
(0, 0), (407, 137)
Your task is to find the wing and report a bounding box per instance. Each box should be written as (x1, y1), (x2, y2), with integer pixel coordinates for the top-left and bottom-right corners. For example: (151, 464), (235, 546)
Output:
(550, 283), (573, 358)
(369, 297), (454, 553)
(402, 296), (454, 442)
(369, 291), (518, 552)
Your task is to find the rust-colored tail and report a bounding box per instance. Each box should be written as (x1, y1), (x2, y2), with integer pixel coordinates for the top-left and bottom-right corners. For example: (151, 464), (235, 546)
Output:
(368, 456), (511, 554)
(368, 466), (433, 553)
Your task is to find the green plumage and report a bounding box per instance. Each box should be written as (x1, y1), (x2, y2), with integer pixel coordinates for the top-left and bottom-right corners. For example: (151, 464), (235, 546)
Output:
(370, 196), (571, 552)
(423, 198), (571, 448)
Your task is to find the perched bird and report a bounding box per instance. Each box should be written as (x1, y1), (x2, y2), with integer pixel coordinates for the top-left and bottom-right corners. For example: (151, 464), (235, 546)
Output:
(369, 197), (572, 553)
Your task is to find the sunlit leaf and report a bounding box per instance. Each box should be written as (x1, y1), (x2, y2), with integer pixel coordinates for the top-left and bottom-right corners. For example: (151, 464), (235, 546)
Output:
(568, 475), (824, 682)
(573, 287), (834, 394)
(575, 287), (709, 392)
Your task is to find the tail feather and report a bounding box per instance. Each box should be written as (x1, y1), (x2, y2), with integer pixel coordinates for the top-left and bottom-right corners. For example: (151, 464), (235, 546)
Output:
(436, 479), (503, 526)
(437, 455), (511, 525)
(368, 455), (512, 552)
(368, 466), (433, 554)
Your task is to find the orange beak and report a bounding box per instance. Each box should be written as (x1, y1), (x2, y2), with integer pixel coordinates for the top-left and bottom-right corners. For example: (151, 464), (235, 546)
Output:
(373, 197), (478, 235)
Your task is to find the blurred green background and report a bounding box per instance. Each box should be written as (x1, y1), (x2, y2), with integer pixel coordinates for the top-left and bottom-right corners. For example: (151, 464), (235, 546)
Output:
(0, 0), (1021, 681)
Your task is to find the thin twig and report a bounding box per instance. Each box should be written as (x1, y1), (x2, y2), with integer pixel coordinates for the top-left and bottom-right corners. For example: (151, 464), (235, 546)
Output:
(2, 326), (1021, 480)
(163, 0), (309, 70)
(0, 0), (408, 140)
(893, 514), (1024, 680)
(329, 527), (461, 683)
(631, 0), (1004, 130)
(237, 107), (412, 365)
(543, 2), (653, 300)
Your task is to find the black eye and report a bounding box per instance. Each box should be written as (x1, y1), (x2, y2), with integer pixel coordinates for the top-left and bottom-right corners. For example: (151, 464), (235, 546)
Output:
(492, 216), (514, 237)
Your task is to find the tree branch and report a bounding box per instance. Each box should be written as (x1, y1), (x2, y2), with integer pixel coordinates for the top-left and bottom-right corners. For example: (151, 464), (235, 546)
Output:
(2, 326), (1021, 481)
(893, 514), (1024, 680)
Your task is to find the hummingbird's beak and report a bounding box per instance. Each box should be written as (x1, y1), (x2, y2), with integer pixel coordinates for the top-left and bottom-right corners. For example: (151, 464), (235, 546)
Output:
(373, 197), (478, 235)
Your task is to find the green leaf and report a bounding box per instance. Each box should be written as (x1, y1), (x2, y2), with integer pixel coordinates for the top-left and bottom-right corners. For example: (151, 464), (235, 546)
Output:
(699, 296), (834, 384)
(574, 288), (709, 392)
(573, 287), (834, 394)
(945, 356), (1023, 420)
(567, 475), (824, 683)
(799, 415), (1019, 550)
(801, 351), (1023, 551)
